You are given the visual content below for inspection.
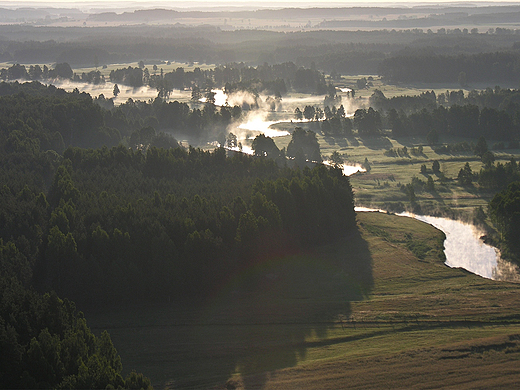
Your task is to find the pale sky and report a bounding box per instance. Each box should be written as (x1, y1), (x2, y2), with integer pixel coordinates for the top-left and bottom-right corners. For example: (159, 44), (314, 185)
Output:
(4, 0), (520, 6)
(1, 0), (519, 14)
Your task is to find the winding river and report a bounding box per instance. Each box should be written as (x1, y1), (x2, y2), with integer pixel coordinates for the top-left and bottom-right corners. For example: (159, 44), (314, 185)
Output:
(355, 207), (520, 282)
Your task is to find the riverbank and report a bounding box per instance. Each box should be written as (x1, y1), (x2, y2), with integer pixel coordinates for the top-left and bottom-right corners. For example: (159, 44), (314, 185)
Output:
(85, 212), (520, 388)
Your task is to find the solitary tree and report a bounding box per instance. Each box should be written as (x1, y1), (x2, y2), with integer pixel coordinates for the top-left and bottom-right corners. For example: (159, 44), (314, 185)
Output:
(457, 162), (473, 185)
(329, 151), (343, 168)
(227, 132), (238, 148)
(113, 84), (120, 98)
(432, 160), (441, 174)
(294, 107), (303, 120)
(303, 105), (315, 121)
(474, 136), (488, 157)
(252, 134), (279, 158)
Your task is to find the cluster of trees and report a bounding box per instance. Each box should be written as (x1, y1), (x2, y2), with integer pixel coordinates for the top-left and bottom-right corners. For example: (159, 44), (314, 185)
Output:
(353, 108), (383, 136)
(107, 61), (330, 97)
(295, 103), (345, 121)
(251, 127), (322, 166)
(294, 103), (354, 137)
(415, 138), (520, 190)
(0, 63), (74, 82)
(478, 157), (520, 189)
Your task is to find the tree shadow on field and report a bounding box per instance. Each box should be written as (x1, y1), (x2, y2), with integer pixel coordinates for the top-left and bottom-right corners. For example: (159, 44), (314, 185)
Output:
(360, 136), (393, 150)
(346, 136), (359, 147)
(335, 137), (349, 148)
(86, 229), (373, 389)
(196, 226), (374, 389)
(88, 228), (373, 389)
(323, 135), (336, 146)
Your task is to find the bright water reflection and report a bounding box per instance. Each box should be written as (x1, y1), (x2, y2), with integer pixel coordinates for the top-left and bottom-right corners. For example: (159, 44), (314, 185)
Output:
(238, 119), (290, 138)
(323, 161), (366, 176)
(355, 207), (520, 282)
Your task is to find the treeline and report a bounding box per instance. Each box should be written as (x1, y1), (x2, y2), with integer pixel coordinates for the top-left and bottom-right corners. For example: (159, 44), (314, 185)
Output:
(371, 86), (520, 113)
(380, 51), (520, 84)
(0, 60), (330, 97)
(2, 23), (520, 75)
(0, 81), (242, 151)
(386, 105), (520, 141)
(364, 88), (520, 141)
(108, 61), (328, 96)
(0, 62), (74, 81)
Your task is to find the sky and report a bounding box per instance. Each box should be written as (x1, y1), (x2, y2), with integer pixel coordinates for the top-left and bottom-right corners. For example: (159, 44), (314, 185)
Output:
(1, 0), (520, 14)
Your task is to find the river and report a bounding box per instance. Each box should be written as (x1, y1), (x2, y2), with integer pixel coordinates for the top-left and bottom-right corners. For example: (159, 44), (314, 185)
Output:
(355, 207), (520, 282)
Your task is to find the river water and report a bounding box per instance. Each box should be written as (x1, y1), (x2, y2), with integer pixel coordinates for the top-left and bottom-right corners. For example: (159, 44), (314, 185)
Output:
(355, 207), (520, 282)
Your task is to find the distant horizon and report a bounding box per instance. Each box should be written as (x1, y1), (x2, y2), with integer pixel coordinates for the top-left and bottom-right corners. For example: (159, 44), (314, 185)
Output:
(2, 0), (520, 12)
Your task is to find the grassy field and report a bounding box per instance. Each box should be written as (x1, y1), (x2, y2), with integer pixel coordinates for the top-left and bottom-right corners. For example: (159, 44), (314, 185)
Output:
(269, 127), (520, 218)
(84, 212), (520, 389)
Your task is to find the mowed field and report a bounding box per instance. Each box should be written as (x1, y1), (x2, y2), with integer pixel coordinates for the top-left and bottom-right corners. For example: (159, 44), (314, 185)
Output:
(85, 212), (520, 389)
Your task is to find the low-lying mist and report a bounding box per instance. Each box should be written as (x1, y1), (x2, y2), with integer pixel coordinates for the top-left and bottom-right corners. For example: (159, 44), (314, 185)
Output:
(46, 80), (363, 155)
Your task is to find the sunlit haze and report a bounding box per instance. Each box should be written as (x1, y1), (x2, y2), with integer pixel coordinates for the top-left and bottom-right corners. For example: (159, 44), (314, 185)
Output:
(3, 0), (520, 10)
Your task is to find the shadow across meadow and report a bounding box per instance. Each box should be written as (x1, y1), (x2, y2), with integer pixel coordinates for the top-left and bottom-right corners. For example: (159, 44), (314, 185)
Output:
(85, 228), (373, 389)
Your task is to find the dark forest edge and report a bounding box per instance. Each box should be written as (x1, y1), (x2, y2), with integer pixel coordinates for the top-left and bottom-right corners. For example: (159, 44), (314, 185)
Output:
(0, 81), (356, 388)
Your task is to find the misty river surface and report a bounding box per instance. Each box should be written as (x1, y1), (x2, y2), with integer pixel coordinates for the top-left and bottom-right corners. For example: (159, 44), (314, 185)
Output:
(355, 207), (520, 282)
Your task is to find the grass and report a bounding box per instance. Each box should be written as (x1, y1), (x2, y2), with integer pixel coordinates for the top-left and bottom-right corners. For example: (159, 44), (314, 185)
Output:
(84, 212), (520, 389)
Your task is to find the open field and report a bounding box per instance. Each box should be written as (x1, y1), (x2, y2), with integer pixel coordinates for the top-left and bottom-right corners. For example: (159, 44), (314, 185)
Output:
(85, 212), (520, 389)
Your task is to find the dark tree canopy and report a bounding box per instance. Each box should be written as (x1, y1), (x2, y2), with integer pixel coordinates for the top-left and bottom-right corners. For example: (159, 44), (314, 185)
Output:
(286, 127), (322, 163)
